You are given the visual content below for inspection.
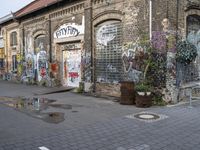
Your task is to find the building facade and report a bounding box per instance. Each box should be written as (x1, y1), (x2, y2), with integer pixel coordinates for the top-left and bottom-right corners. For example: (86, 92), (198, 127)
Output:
(0, 0), (199, 102)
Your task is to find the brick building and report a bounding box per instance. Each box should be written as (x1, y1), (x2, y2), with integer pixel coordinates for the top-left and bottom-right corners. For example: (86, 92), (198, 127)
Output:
(0, 0), (199, 102)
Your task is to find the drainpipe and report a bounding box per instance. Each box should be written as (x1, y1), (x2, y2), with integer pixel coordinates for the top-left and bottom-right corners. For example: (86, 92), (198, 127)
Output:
(22, 28), (25, 58)
(176, 0), (179, 43)
(48, 19), (52, 63)
(5, 29), (8, 73)
(149, 0), (152, 40)
(176, 0), (180, 88)
(176, 0), (180, 103)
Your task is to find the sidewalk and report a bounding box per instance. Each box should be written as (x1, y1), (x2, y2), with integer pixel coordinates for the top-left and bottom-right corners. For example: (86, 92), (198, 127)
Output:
(1, 80), (200, 150)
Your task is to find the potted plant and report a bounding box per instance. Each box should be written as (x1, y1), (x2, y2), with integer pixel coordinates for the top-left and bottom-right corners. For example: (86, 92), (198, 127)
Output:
(134, 41), (153, 107)
(135, 83), (151, 96)
(135, 82), (153, 107)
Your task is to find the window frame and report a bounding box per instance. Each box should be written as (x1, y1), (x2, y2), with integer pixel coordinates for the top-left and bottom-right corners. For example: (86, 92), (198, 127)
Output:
(10, 31), (17, 47)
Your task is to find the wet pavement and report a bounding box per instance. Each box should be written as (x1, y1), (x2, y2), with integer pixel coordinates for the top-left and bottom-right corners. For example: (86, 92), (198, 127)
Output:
(0, 96), (83, 124)
(1, 80), (200, 150)
(0, 97), (65, 123)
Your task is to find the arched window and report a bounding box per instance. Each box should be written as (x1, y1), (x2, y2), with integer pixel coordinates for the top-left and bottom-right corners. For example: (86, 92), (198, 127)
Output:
(95, 20), (122, 83)
(187, 15), (200, 51)
(10, 31), (17, 46)
(187, 15), (200, 34)
(34, 34), (47, 54)
(185, 15), (200, 81)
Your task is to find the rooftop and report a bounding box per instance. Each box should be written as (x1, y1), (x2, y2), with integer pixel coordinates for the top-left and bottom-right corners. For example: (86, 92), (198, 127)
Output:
(15, 0), (63, 18)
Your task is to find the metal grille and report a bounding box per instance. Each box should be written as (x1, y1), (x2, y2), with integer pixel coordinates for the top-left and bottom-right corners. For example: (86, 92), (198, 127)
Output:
(179, 15), (200, 83)
(95, 20), (122, 83)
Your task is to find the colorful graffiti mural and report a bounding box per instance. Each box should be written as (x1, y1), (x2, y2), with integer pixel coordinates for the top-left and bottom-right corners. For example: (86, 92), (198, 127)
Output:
(122, 42), (145, 82)
(37, 50), (48, 81)
(21, 31), (49, 84)
(63, 49), (81, 87)
(25, 53), (34, 77)
(82, 51), (91, 82)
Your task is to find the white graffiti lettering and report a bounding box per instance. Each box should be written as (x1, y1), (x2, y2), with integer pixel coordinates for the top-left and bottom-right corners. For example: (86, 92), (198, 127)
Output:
(96, 25), (117, 46)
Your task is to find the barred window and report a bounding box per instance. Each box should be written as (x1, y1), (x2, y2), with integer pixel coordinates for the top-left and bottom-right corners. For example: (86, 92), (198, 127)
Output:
(184, 15), (200, 82)
(34, 35), (46, 51)
(95, 20), (123, 83)
(10, 31), (17, 46)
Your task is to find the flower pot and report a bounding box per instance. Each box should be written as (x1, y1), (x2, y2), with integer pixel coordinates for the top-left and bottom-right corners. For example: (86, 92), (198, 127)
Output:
(135, 94), (152, 108)
(137, 92), (145, 96)
(146, 92), (151, 96)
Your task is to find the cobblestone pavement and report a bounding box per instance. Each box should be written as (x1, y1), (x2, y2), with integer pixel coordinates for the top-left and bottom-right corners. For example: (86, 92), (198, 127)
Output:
(0, 80), (200, 150)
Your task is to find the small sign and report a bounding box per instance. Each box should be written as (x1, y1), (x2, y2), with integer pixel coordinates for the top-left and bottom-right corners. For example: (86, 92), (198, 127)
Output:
(54, 16), (85, 39)
(54, 23), (84, 39)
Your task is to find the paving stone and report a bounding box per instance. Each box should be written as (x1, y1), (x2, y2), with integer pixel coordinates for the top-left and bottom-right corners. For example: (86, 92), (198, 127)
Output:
(1, 81), (200, 149)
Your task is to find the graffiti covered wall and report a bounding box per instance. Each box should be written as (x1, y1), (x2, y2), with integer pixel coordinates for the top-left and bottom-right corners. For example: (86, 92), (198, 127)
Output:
(22, 28), (49, 84)
(122, 41), (144, 83)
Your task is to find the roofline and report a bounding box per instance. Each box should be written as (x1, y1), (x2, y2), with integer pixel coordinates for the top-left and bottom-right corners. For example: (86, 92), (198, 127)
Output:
(15, 0), (63, 19)
(0, 13), (14, 25)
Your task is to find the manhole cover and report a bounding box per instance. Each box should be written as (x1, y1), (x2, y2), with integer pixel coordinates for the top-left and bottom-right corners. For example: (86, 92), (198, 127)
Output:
(126, 112), (168, 123)
(134, 113), (160, 120)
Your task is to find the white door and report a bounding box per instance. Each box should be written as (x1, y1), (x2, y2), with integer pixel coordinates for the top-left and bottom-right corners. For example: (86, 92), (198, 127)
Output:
(62, 44), (81, 87)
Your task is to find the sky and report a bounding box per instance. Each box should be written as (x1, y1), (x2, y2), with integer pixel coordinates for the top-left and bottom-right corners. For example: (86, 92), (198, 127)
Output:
(0, 0), (34, 18)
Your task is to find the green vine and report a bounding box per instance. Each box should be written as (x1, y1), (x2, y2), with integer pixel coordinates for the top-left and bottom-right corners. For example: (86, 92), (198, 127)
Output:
(176, 40), (197, 65)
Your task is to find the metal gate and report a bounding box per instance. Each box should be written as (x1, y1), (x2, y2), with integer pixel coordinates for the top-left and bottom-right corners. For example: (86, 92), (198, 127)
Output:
(177, 15), (200, 83)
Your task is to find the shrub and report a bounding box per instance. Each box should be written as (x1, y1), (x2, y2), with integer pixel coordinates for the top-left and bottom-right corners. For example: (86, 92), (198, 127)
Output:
(176, 40), (197, 65)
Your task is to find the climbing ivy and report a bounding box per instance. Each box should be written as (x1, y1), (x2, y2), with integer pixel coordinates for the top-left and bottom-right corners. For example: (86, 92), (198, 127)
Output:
(176, 40), (197, 65)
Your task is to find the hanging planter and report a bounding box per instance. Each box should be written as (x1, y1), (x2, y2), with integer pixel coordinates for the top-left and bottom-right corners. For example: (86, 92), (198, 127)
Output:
(176, 40), (197, 65)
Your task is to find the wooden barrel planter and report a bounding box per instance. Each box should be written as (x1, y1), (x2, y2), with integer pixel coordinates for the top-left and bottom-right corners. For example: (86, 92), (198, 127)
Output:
(120, 81), (135, 105)
(135, 94), (152, 108)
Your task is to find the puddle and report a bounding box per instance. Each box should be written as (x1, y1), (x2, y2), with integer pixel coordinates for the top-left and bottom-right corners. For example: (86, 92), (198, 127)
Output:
(49, 104), (72, 110)
(71, 110), (79, 113)
(42, 112), (65, 124)
(0, 96), (77, 124)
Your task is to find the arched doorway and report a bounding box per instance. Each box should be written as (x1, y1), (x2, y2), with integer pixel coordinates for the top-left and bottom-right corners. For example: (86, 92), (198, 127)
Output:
(95, 20), (123, 83)
(185, 15), (200, 81)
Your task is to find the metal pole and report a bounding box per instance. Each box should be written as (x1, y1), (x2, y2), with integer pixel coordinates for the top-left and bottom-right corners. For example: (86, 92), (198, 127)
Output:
(176, 0), (180, 102)
(149, 0), (152, 40)
(189, 87), (193, 108)
(48, 20), (52, 63)
(176, 0), (179, 42)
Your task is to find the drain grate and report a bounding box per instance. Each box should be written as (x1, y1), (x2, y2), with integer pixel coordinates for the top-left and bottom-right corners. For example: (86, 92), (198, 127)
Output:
(126, 112), (168, 123)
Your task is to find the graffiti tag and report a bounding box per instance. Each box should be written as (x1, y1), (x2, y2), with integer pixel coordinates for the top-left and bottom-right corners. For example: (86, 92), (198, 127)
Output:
(96, 25), (117, 46)
(54, 23), (84, 39)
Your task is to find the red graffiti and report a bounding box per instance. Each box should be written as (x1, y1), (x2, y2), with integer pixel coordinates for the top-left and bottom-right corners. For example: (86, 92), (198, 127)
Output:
(40, 67), (46, 77)
(51, 63), (58, 72)
(69, 72), (79, 78)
